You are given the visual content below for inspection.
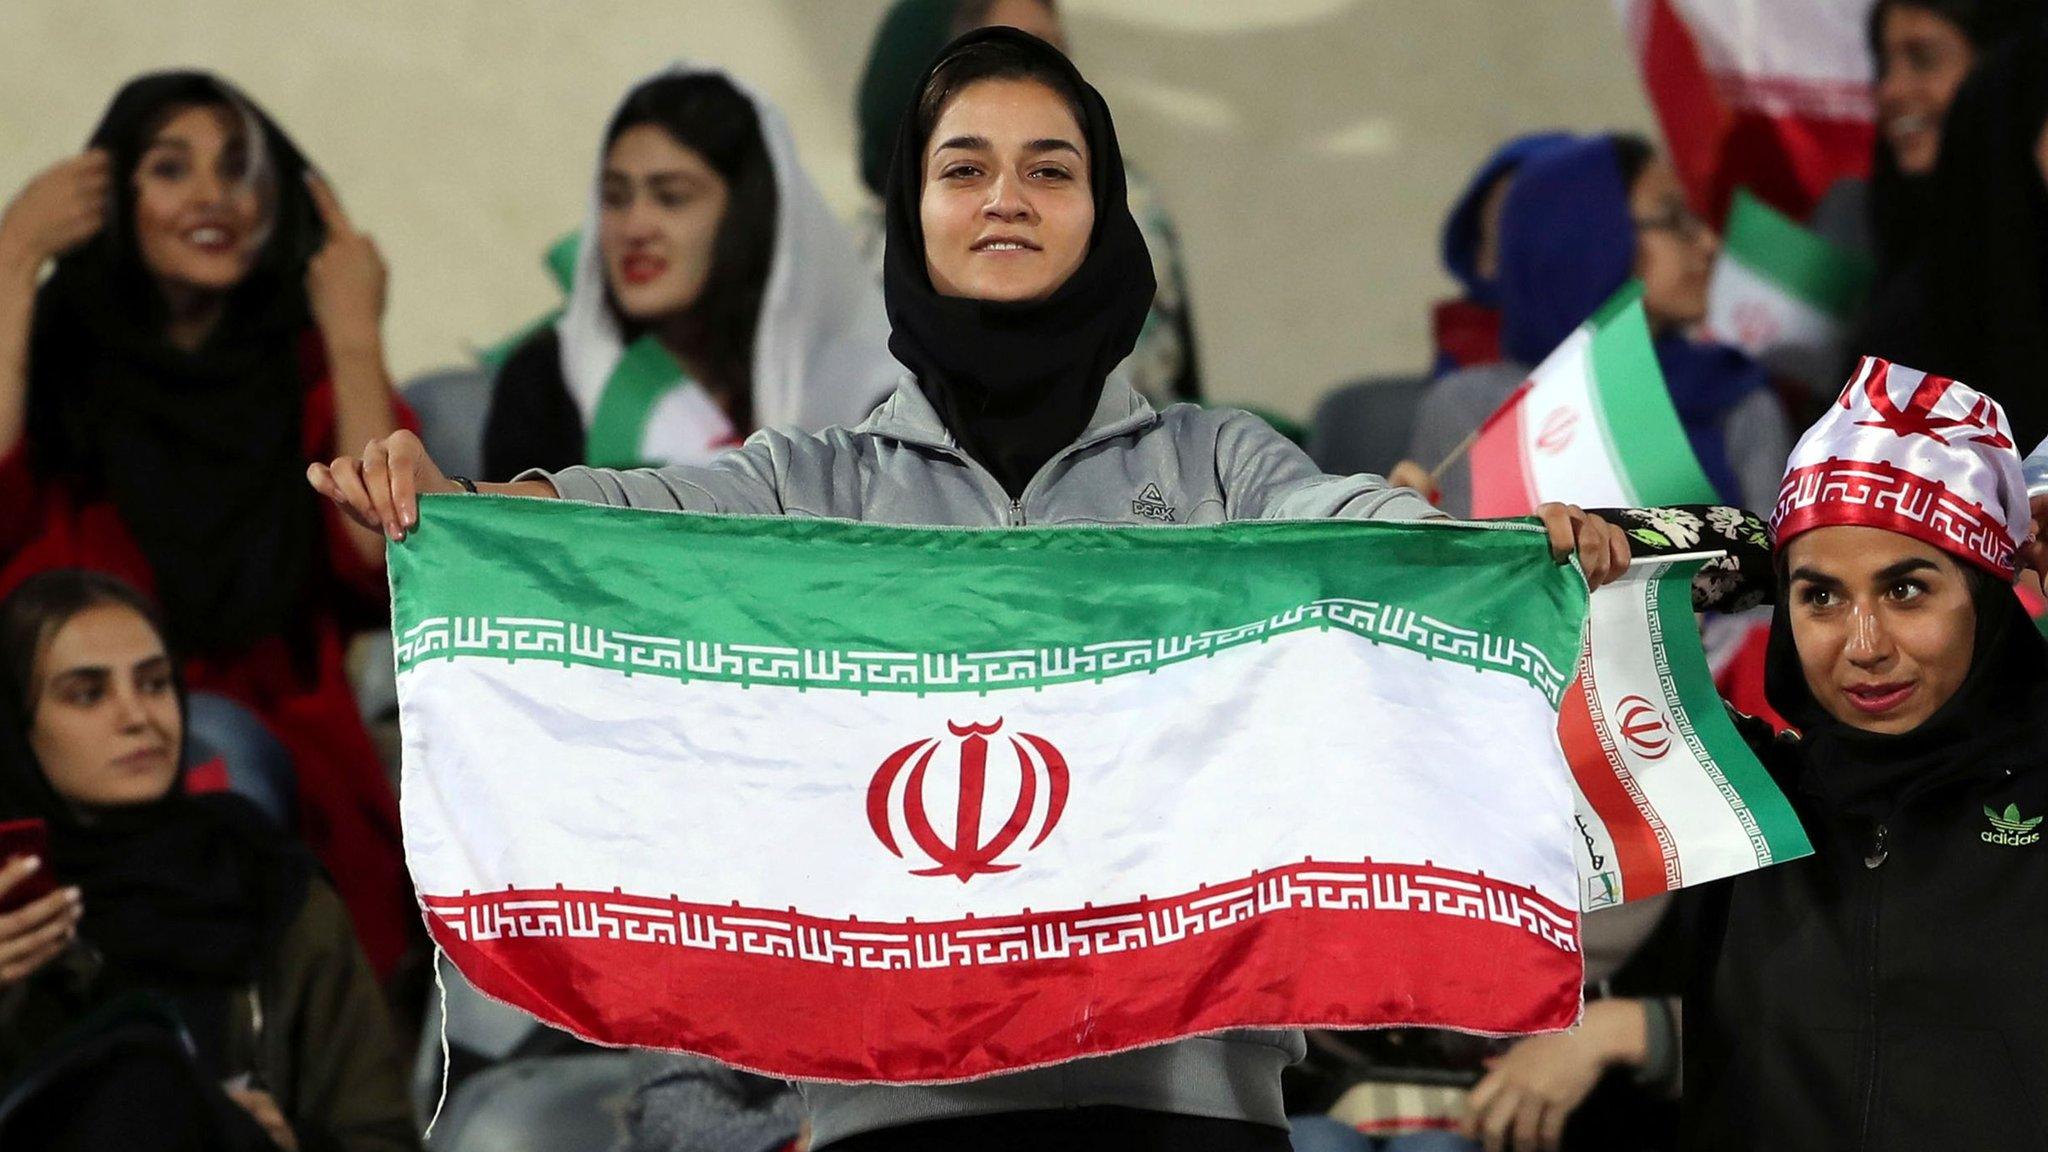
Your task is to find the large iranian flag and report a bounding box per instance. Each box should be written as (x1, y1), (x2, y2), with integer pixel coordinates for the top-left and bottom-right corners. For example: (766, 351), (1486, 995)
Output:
(1705, 190), (1874, 389)
(1469, 289), (1720, 518)
(393, 497), (1806, 1081)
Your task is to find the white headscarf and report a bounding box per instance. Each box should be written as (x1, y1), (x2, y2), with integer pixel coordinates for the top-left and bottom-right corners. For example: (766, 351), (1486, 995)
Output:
(556, 63), (899, 467)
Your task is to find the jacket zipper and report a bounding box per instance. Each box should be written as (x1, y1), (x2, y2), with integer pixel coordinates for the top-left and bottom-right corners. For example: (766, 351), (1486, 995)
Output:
(1855, 821), (1886, 1151)
(901, 409), (1157, 530)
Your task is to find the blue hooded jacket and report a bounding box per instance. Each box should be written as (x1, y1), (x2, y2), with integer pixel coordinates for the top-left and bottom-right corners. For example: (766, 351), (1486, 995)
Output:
(1495, 136), (1767, 505)
(1441, 131), (1574, 309)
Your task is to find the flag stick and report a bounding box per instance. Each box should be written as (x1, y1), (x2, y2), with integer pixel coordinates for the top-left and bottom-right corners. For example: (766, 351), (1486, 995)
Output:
(1428, 427), (1481, 485)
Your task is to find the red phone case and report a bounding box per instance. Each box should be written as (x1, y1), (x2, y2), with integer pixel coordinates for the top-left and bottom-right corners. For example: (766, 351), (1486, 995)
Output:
(0, 817), (56, 914)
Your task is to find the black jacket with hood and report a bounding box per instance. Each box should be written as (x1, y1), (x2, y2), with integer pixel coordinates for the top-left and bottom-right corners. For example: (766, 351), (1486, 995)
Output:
(1682, 579), (2048, 1150)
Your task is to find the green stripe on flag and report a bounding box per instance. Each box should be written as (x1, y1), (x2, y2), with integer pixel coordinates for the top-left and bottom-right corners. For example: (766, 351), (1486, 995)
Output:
(583, 337), (691, 468)
(389, 496), (1589, 699)
(1585, 286), (1720, 507)
(1648, 558), (1811, 863)
(1723, 190), (1873, 320)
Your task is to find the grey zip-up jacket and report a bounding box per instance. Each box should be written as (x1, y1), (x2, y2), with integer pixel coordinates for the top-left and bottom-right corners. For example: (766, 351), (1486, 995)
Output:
(526, 373), (1440, 1145)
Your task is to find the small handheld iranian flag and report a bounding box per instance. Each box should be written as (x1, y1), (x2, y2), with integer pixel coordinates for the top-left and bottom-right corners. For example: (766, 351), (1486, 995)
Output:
(1705, 190), (1873, 389)
(392, 497), (1805, 1081)
(1469, 287), (1719, 518)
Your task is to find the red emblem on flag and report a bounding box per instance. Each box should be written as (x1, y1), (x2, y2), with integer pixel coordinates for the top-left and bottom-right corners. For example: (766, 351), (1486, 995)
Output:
(865, 719), (1070, 883)
(1536, 406), (1579, 456)
(1616, 694), (1673, 760)
(1728, 300), (1781, 352)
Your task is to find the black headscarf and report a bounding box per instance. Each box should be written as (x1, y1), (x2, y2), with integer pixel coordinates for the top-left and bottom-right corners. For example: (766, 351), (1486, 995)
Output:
(1764, 557), (2048, 820)
(881, 27), (1155, 497)
(27, 72), (327, 656)
(0, 573), (311, 992)
(1864, 1), (2041, 271)
(1922, 20), (2048, 448)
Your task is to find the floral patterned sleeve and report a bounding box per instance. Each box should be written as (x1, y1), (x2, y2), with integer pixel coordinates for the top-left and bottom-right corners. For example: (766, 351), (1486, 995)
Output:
(1591, 505), (1775, 614)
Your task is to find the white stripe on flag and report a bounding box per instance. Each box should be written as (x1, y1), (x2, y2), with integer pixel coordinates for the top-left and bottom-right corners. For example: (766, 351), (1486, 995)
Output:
(1581, 561), (1765, 893)
(403, 628), (1581, 923)
(1519, 328), (1639, 508)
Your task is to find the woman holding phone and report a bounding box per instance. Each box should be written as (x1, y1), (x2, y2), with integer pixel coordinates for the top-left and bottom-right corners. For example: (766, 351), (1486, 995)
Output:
(0, 569), (415, 1152)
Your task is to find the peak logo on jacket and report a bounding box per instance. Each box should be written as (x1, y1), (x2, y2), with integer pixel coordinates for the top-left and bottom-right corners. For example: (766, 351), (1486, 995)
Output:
(1132, 482), (1176, 522)
(1983, 803), (2043, 847)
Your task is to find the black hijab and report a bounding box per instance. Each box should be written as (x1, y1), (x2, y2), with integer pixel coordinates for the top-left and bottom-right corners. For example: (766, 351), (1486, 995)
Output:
(0, 572), (311, 990)
(881, 27), (1156, 498)
(1923, 20), (2048, 449)
(1851, 2), (2042, 380)
(27, 72), (327, 657)
(1864, 1), (2040, 272)
(1764, 554), (2048, 820)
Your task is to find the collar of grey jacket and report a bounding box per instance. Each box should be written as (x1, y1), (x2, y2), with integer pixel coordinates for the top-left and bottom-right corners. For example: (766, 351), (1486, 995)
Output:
(858, 370), (1158, 458)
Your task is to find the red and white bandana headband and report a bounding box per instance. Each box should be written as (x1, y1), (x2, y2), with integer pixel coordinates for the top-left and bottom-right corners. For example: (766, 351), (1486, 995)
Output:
(1771, 357), (2032, 578)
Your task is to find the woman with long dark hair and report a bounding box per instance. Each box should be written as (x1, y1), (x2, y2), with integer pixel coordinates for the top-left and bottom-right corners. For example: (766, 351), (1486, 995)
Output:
(0, 570), (414, 1152)
(312, 29), (1630, 1151)
(0, 72), (415, 976)
(481, 65), (897, 480)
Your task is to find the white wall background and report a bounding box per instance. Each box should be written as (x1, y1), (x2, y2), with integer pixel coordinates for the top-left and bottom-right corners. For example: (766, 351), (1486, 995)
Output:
(0, 0), (1654, 419)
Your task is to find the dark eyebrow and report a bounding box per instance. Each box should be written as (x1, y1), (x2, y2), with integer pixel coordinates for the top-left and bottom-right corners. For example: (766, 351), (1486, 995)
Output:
(933, 134), (991, 154)
(601, 167), (704, 183)
(1024, 138), (1083, 158)
(143, 136), (193, 152)
(645, 171), (710, 188)
(1789, 558), (1940, 588)
(1875, 557), (1940, 582)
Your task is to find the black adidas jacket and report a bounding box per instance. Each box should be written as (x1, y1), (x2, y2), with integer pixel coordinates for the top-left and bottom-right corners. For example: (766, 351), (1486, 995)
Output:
(1682, 721), (2048, 1150)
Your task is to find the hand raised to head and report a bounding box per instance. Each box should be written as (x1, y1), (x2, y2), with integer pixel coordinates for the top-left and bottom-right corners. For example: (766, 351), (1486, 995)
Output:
(0, 149), (111, 272)
(302, 171), (387, 354)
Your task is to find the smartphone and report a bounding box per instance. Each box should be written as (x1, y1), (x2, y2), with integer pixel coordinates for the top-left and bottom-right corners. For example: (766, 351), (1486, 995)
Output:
(0, 818), (57, 915)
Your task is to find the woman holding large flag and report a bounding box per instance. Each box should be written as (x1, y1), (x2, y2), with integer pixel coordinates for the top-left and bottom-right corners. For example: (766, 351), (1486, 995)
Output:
(313, 28), (1632, 1151)
(1684, 357), (2048, 1148)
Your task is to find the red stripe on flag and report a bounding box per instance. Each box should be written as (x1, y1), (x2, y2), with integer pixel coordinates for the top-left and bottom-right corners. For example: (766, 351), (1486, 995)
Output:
(1469, 380), (1538, 518)
(1711, 621), (1787, 734)
(1555, 673), (1668, 899)
(1717, 110), (1873, 223)
(423, 864), (1582, 1083)
(1637, 0), (1731, 221)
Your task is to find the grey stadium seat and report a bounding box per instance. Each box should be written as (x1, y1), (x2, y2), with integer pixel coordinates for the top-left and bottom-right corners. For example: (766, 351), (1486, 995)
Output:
(1306, 374), (1430, 478)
